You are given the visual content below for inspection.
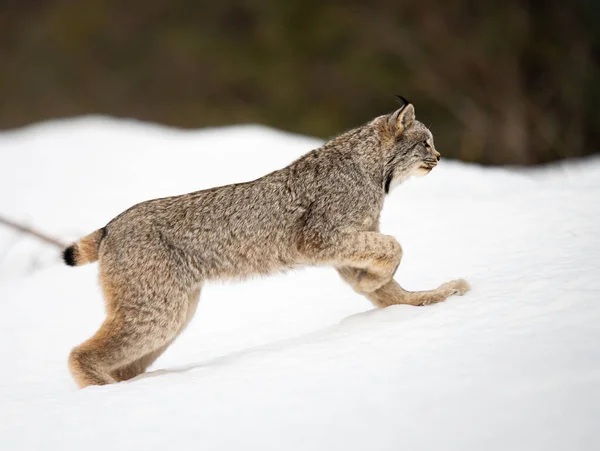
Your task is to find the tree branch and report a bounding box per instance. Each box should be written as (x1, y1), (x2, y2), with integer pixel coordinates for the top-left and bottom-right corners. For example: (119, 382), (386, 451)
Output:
(0, 215), (67, 249)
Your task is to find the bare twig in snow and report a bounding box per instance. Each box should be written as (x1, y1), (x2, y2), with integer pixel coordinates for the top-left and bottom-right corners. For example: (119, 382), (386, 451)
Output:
(0, 215), (67, 249)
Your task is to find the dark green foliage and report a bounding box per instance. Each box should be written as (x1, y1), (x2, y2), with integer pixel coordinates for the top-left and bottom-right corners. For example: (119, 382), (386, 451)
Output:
(0, 0), (597, 164)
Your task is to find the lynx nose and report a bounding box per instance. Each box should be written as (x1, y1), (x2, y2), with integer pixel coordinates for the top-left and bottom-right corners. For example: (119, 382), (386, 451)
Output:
(434, 151), (441, 161)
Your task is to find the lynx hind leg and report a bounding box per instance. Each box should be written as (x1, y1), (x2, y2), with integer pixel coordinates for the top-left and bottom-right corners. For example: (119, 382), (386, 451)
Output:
(111, 285), (202, 382)
(111, 343), (173, 383)
(69, 277), (199, 389)
(69, 302), (187, 388)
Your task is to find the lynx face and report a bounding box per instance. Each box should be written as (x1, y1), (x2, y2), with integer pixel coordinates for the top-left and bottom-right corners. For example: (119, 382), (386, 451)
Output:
(383, 103), (442, 193)
(401, 121), (441, 176)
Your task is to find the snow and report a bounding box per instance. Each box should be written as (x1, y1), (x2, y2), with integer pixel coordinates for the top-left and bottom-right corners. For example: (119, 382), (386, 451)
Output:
(1, 117), (599, 450)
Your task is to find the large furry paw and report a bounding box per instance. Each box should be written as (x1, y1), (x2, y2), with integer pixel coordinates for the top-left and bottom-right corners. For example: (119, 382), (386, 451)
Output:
(417, 279), (470, 306)
(440, 279), (470, 296)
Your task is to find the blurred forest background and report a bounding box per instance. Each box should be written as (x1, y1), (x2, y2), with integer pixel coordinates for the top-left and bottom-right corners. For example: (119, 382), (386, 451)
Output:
(1, 0), (599, 165)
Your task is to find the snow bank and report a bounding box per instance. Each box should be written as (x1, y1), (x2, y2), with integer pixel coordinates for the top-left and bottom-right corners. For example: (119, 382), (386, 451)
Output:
(1, 117), (599, 450)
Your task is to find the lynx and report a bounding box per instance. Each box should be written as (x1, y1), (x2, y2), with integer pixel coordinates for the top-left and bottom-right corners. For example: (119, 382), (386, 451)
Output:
(64, 97), (469, 388)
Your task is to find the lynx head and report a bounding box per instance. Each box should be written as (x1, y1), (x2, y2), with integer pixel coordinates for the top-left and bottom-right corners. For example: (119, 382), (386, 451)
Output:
(381, 97), (441, 193)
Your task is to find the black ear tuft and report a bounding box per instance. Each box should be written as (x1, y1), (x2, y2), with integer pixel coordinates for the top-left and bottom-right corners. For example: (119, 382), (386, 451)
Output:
(395, 95), (410, 107)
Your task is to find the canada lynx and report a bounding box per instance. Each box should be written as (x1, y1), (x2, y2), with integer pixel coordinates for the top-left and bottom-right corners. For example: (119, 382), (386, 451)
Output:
(64, 98), (469, 388)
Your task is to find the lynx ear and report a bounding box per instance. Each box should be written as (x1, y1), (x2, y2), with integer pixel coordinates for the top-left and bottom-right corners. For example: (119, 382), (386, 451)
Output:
(389, 97), (415, 135)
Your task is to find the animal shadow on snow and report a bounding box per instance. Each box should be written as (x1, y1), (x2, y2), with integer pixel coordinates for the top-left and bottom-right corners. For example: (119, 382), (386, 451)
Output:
(132, 304), (426, 383)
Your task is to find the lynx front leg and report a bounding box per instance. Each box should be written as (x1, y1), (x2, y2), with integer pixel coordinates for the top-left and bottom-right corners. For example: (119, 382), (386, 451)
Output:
(336, 251), (469, 307)
(301, 231), (403, 293)
(357, 277), (470, 308)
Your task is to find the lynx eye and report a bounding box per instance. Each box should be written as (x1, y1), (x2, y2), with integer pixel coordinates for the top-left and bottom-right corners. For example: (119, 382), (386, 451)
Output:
(424, 141), (431, 149)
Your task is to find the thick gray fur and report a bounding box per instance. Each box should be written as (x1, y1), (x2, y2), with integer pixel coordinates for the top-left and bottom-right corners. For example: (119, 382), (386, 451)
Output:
(65, 102), (469, 388)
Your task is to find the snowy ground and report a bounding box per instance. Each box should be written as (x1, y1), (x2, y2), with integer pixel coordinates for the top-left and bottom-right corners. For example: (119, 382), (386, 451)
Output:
(0, 117), (599, 450)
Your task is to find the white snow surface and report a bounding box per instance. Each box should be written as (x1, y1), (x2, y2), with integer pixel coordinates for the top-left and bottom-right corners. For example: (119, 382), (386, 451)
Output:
(0, 117), (599, 450)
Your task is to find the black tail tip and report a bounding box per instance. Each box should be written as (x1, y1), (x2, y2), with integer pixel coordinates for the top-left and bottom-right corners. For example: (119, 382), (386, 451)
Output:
(63, 246), (77, 266)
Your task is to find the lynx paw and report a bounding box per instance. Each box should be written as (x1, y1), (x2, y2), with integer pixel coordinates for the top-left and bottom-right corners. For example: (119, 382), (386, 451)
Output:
(417, 279), (469, 306)
(441, 279), (470, 296)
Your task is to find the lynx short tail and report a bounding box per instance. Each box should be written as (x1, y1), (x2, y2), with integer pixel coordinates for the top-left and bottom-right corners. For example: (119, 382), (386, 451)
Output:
(63, 228), (106, 266)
